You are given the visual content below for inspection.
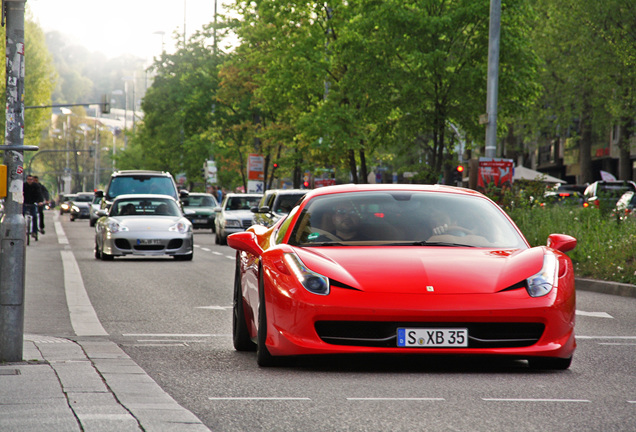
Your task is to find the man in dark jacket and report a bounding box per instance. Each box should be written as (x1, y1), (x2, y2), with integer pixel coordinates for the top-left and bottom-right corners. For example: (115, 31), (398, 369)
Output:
(23, 175), (44, 236)
(33, 176), (49, 234)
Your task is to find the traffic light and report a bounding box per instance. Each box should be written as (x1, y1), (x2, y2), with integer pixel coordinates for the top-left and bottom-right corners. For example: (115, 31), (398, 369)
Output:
(273, 162), (279, 170)
(453, 165), (465, 184)
(303, 181), (310, 188)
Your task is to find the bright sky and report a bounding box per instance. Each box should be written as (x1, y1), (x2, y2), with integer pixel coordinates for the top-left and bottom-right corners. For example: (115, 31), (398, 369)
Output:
(28, 0), (224, 62)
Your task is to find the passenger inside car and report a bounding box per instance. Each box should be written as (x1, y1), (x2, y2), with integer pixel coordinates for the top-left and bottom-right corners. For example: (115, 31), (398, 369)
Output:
(119, 203), (136, 216)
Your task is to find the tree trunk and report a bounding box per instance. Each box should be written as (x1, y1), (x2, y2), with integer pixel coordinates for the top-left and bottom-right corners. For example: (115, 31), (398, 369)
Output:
(348, 149), (359, 183)
(579, 96), (593, 184)
(618, 118), (633, 181)
(359, 147), (368, 184)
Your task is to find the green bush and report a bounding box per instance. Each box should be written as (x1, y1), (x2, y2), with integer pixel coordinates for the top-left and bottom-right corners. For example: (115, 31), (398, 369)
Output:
(507, 204), (636, 285)
(480, 182), (635, 285)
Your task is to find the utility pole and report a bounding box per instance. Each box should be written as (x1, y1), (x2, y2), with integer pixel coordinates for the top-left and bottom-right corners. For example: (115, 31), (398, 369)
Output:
(484, 0), (501, 159)
(1, 0), (35, 362)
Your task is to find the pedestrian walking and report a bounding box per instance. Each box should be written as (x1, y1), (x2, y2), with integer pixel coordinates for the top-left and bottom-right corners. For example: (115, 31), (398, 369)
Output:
(33, 176), (49, 234)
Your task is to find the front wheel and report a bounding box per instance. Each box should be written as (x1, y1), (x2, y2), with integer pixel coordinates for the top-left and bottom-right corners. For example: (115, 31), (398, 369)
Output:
(256, 271), (281, 367)
(233, 258), (256, 352)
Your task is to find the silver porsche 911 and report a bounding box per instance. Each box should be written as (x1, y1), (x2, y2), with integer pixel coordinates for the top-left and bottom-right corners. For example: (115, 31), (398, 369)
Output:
(94, 194), (193, 261)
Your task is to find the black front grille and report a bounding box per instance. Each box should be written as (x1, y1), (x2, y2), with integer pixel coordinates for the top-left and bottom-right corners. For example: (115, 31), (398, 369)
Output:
(241, 219), (253, 229)
(314, 321), (545, 348)
(167, 239), (183, 249)
(134, 244), (164, 251)
(115, 239), (131, 249)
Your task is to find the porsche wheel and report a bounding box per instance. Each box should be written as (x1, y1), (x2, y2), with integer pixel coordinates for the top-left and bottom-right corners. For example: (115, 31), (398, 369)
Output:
(100, 246), (114, 261)
(528, 356), (572, 370)
(233, 258), (256, 352)
(257, 270), (277, 367)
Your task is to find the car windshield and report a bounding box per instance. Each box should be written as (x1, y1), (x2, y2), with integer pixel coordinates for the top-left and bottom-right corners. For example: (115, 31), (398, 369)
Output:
(185, 195), (217, 207)
(110, 198), (181, 217)
(74, 195), (94, 203)
(224, 196), (261, 211)
(288, 191), (527, 248)
(106, 176), (177, 200)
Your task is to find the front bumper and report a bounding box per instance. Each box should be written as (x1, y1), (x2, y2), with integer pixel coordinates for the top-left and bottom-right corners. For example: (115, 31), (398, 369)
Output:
(101, 231), (193, 257)
(261, 276), (576, 360)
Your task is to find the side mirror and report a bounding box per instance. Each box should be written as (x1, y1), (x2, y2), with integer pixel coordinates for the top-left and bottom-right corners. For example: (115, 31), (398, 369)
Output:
(96, 209), (108, 217)
(179, 189), (189, 199)
(547, 234), (577, 253)
(213, 206), (222, 213)
(95, 190), (104, 198)
(227, 231), (263, 257)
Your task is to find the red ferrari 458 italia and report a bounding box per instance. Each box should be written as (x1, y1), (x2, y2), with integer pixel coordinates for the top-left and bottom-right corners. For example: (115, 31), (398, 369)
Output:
(227, 184), (577, 368)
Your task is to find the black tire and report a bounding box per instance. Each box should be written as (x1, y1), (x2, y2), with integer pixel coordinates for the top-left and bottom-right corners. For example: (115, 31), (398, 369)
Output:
(174, 253), (194, 261)
(100, 245), (114, 261)
(528, 356), (572, 370)
(219, 233), (227, 245)
(233, 257), (256, 352)
(215, 231), (220, 244)
(257, 269), (278, 367)
(94, 242), (101, 259)
(89, 219), (96, 227)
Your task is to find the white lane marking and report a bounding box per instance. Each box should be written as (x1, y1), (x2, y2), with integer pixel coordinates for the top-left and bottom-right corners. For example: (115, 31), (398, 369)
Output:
(576, 336), (636, 340)
(54, 214), (69, 244)
(196, 305), (232, 311)
(209, 397), (311, 401)
(61, 250), (109, 336)
(483, 398), (591, 403)
(201, 248), (211, 252)
(194, 244), (201, 248)
(122, 333), (230, 337)
(347, 398), (444, 401)
(226, 255), (234, 260)
(598, 343), (636, 346)
(576, 310), (613, 318)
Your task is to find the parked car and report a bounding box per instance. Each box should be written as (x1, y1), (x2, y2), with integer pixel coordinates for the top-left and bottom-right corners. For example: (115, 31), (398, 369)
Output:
(251, 189), (307, 227)
(94, 194), (193, 261)
(542, 185), (585, 207)
(89, 194), (102, 227)
(59, 194), (77, 215)
(69, 192), (95, 221)
(613, 191), (636, 220)
(583, 180), (636, 210)
(227, 184), (577, 369)
(214, 193), (262, 245)
(95, 170), (188, 214)
(183, 192), (218, 231)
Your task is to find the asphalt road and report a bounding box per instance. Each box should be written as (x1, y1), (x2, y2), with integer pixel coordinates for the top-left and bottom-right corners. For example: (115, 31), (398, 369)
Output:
(25, 211), (636, 431)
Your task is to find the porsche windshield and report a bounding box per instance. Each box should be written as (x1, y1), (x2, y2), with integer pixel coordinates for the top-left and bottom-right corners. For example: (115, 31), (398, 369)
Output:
(289, 191), (527, 248)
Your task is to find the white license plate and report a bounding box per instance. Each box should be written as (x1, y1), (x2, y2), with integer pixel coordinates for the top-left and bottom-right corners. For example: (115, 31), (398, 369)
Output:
(194, 218), (207, 223)
(397, 328), (468, 347)
(138, 239), (162, 245)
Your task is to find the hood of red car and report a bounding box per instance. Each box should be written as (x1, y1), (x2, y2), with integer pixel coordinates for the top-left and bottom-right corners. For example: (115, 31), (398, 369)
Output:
(297, 246), (544, 294)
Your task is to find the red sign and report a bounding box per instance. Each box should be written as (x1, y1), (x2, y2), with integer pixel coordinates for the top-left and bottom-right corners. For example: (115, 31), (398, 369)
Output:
(247, 154), (264, 181)
(477, 158), (513, 191)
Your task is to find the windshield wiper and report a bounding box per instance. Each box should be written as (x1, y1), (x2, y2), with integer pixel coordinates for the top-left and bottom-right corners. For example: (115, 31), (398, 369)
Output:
(384, 241), (476, 248)
(302, 242), (348, 247)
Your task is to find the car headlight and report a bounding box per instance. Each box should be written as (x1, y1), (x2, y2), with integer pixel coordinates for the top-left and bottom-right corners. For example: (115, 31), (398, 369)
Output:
(169, 220), (192, 233)
(526, 252), (558, 297)
(284, 253), (330, 295)
(71, 205), (79, 212)
(225, 219), (241, 228)
(107, 220), (129, 233)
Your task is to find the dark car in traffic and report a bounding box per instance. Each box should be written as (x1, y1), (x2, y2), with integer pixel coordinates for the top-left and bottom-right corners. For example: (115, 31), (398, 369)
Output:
(583, 180), (636, 210)
(69, 192), (95, 221)
(183, 192), (218, 231)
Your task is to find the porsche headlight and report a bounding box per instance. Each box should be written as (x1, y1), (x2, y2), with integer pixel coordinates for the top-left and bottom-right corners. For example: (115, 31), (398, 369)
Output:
(169, 220), (192, 233)
(284, 253), (330, 295)
(225, 219), (241, 228)
(526, 252), (558, 297)
(107, 220), (129, 233)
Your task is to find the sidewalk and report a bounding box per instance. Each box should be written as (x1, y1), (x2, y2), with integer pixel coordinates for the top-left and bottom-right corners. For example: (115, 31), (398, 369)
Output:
(0, 211), (211, 431)
(1, 211), (634, 431)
